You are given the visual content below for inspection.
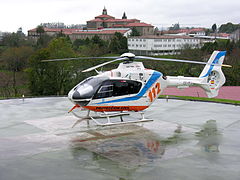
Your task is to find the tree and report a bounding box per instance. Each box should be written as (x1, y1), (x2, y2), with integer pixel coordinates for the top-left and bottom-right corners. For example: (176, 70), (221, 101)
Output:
(73, 39), (89, 50)
(91, 35), (105, 47)
(77, 35), (108, 56)
(109, 32), (128, 54)
(1, 33), (27, 47)
(35, 26), (51, 48)
(169, 23), (180, 30)
(2, 46), (34, 96)
(27, 48), (52, 95)
(28, 37), (77, 95)
(48, 37), (74, 58)
(79, 43), (105, 56)
(212, 23), (217, 40)
(56, 30), (65, 38)
(36, 34), (53, 49)
(0, 71), (12, 98)
(211, 24), (217, 32)
(219, 22), (240, 33)
(36, 25), (45, 37)
(130, 27), (140, 36)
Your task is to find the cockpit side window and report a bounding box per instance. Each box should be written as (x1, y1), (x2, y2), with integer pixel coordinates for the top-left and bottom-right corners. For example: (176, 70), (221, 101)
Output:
(99, 85), (113, 93)
(93, 80), (142, 99)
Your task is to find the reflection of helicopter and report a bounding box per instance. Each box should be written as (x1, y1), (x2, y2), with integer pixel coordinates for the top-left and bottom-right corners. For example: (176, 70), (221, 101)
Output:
(196, 120), (222, 152)
(42, 51), (230, 126)
(70, 124), (165, 169)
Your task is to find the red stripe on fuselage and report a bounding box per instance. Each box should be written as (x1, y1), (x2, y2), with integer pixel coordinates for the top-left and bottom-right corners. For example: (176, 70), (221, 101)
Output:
(84, 106), (148, 112)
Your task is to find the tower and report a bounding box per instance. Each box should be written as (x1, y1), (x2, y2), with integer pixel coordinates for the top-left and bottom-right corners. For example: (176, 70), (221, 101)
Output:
(122, 12), (127, 19)
(102, 6), (107, 15)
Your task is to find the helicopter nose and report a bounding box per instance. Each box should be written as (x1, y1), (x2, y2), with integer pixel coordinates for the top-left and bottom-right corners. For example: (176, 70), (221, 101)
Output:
(72, 91), (81, 99)
(70, 85), (95, 100)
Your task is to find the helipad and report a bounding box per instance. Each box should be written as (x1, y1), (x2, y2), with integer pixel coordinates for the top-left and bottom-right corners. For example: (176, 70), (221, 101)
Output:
(0, 97), (239, 180)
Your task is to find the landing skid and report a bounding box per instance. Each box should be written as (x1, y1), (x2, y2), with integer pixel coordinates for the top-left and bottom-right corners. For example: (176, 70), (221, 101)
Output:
(92, 118), (153, 127)
(71, 110), (153, 127)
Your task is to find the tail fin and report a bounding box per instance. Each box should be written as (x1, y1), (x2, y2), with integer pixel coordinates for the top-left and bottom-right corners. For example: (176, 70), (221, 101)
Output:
(199, 51), (226, 98)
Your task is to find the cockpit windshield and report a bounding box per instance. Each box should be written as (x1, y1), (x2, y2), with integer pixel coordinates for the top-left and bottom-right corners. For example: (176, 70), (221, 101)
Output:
(79, 77), (109, 88)
(75, 76), (109, 90)
(72, 76), (109, 99)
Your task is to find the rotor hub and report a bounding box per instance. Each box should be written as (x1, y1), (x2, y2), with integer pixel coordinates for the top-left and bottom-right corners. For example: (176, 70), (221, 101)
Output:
(120, 53), (135, 58)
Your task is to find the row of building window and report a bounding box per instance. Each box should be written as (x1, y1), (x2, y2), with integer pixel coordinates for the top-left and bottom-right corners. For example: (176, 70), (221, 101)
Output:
(154, 44), (181, 47)
(128, 39), (146, 42)
(129, 44), (198, 48)
(153, 44), (197, 48)
(129, 38), (199, 43)
(154, 39), (181, 42)
(154, 39), (198, 42)
(129, 44), (146, 47)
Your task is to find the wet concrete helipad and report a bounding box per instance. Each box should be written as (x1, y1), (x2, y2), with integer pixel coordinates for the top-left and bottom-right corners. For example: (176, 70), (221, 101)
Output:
(0, 97), (240, 180)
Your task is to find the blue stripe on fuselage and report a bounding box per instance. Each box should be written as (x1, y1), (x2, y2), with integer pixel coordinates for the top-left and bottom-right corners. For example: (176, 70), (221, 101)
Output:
(200, 51), (226, 78)
(95, 71), (162, 104)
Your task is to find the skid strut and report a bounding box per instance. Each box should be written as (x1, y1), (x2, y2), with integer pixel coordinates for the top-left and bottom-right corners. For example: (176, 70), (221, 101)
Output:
(70, 107), (153, 127)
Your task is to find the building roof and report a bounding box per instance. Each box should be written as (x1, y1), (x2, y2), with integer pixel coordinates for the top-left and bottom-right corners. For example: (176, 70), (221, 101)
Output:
(104, 18), (140, 22)
(216, 33), (230, 37)
(129, 35), (195, 39)
(166, 28), (206, 34)
(87, 18), (103, 22)
(87, 18), (140, 23)
(72, 28), (131, 35)
(28, 28), (80, 33)
(125, 22), (153, 27)
(28, 27), (131, 35)
(95, 14), (115, 19)
(189, 28), (206, 33)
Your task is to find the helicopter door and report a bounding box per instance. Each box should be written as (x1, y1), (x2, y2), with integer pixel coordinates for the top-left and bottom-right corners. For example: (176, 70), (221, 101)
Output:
(93, 80), (142, 99)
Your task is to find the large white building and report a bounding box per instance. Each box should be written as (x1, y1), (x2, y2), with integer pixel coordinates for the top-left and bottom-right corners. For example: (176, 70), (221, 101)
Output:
(128, 35), (201, 55)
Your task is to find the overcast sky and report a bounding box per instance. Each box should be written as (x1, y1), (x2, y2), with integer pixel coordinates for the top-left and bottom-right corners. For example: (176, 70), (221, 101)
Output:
(1, 0), (239, 33)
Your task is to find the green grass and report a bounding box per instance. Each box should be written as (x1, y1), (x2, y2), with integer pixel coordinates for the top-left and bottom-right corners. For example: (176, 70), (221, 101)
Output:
(159, 95), (240, 105)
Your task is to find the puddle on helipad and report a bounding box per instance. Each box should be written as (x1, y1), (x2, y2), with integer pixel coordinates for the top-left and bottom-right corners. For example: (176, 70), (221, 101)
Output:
(0, 97), (239, 180)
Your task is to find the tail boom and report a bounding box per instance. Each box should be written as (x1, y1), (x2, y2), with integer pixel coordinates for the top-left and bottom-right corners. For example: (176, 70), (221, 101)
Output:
(166, 51), (227, 98)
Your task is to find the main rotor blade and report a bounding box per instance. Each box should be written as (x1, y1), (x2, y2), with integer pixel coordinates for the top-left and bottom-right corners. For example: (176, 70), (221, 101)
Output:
(82, 57), (128, 72)
(135, 56), (212, 65)
(41, 56), (120, 62)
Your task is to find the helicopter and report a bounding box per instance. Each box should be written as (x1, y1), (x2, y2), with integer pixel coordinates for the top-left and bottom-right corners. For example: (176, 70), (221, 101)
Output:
(42, 51), (230, 127)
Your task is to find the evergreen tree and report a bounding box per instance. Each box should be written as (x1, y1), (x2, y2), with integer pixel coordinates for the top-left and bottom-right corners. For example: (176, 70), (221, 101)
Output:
(28, 37), (76, 95)
(169, 23), (180, 30)
(109, 32), (128, 54)
(219, 22), (240, 33)
(211, 24), (217, 32)
(36, 25), (45, 37)
(130, 27), (140, 36)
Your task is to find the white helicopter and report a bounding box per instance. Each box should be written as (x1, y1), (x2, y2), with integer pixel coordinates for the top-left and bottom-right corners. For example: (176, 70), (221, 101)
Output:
(42, 51), (230, 127)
